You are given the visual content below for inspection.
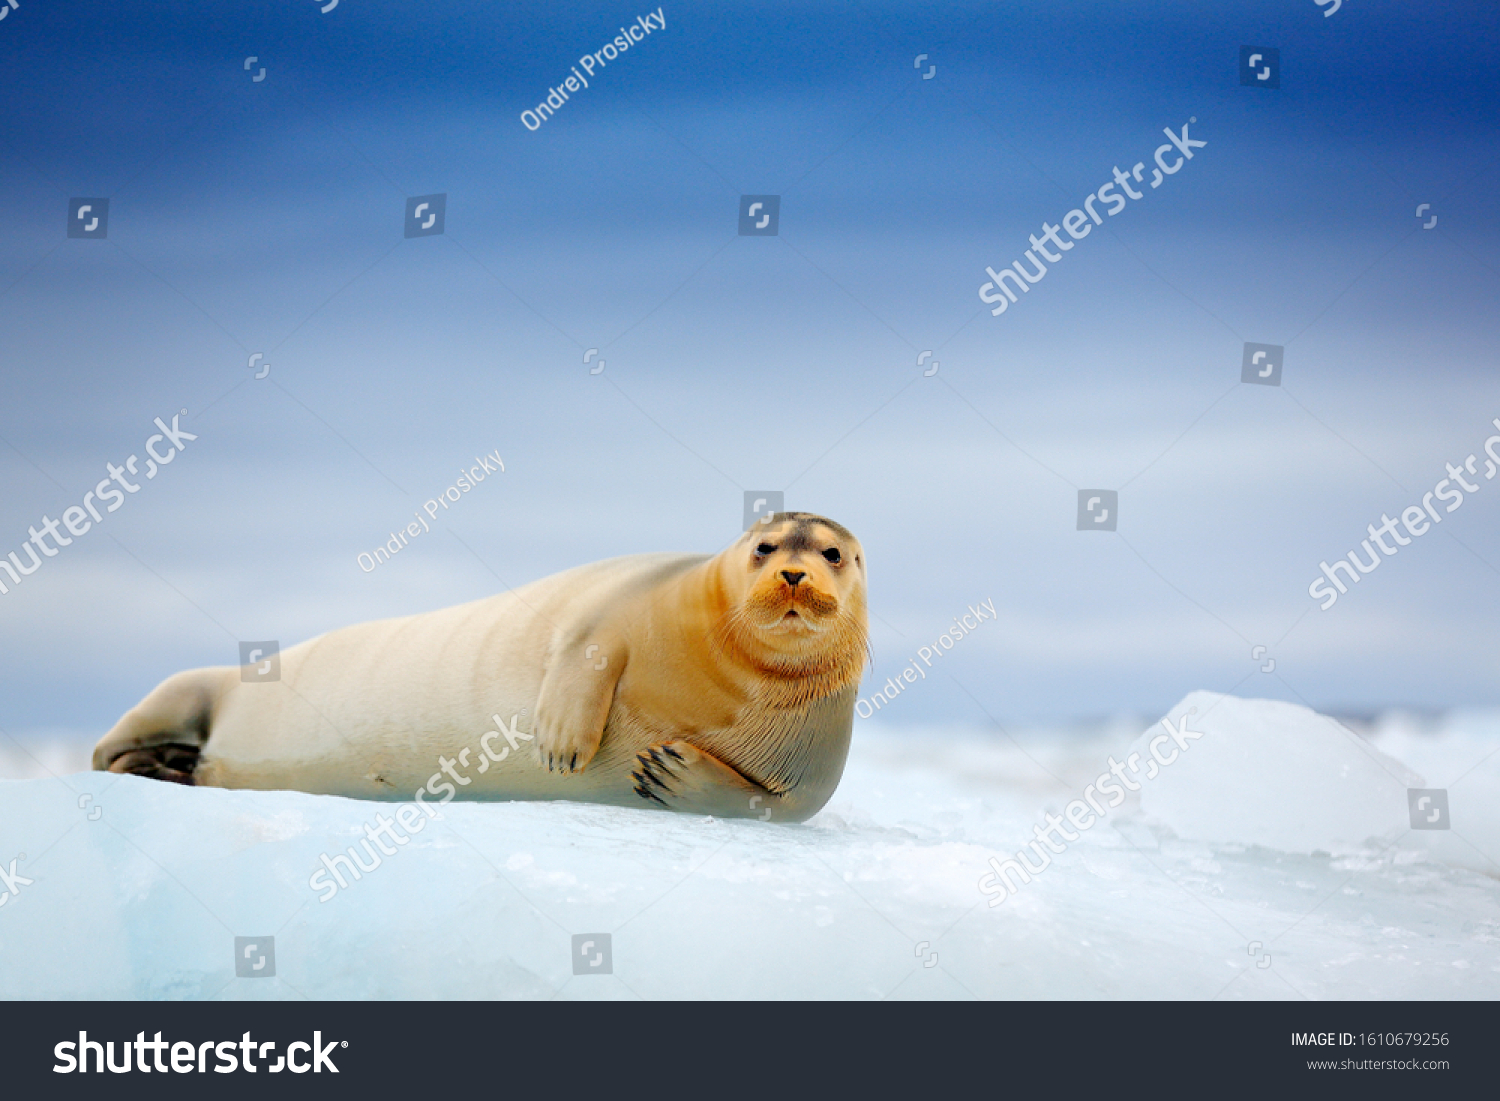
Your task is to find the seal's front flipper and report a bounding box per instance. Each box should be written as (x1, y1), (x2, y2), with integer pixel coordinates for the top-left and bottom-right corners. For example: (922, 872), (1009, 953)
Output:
(631, 741), (788, 821)
(534, 634), (625, 773)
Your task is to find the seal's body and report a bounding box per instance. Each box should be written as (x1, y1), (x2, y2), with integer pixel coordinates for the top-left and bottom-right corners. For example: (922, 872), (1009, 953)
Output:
(93, 514), (868, 821)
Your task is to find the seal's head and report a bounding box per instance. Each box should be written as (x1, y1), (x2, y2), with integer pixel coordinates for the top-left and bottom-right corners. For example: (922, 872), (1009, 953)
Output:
(718, 512), (868, 681)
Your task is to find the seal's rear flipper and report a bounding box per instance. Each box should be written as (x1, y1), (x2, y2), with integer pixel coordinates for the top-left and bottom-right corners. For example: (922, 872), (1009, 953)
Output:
(105, 744), (200, 785)
(92, 667), (232, 784)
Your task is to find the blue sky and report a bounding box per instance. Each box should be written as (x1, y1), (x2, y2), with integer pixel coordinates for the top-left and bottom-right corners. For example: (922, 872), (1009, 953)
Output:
(0, 0), (1497, 745)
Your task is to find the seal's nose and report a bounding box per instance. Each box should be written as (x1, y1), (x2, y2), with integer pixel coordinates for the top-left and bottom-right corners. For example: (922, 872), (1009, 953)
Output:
(780, 570), (805, 587)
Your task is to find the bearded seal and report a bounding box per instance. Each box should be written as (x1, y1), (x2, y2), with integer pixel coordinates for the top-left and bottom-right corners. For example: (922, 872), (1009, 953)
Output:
(91, 513), (868, 822)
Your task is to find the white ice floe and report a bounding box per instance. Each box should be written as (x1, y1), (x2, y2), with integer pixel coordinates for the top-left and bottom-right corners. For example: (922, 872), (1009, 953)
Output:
(0, 693), (1495, 999)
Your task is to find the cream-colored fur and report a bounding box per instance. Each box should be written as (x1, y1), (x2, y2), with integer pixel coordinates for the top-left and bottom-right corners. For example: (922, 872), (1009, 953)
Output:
(93, 515), (868, 821)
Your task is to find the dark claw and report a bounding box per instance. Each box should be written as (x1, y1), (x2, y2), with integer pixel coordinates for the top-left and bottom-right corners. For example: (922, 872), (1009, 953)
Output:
(569, 752), (577, 771)
(634, 785), (668, 806)
(632, 763), (673, 797)
(661, 744), (684, 761)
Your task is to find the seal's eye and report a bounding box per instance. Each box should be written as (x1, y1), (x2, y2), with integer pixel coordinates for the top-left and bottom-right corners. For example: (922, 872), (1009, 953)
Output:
(822, 548), (841, 564)
(755, 543), (776, 556)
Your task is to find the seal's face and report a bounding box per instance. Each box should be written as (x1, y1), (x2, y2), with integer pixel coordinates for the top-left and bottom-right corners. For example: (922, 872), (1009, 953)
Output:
(731, 513), (867, 654)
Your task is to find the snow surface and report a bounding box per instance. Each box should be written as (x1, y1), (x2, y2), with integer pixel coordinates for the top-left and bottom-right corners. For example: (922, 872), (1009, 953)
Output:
(1, 692), (1497, 1000)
